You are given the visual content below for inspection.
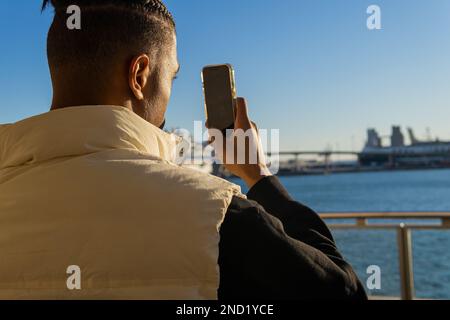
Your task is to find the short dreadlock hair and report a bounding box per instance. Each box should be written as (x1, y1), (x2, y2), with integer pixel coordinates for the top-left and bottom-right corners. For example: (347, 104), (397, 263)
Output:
(42, 0), (176, 76)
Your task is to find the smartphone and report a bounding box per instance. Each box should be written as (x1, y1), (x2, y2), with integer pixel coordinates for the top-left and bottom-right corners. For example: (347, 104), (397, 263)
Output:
(201, 64), (237, 131)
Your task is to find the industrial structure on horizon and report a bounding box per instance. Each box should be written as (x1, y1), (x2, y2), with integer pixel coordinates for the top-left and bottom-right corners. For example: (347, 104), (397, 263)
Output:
(359, 126), (450, 167)
(173, 125), (450, 176)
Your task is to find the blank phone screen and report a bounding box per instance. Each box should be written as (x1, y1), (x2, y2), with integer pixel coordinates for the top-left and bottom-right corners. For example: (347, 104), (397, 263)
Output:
(202, 65), (235, 131)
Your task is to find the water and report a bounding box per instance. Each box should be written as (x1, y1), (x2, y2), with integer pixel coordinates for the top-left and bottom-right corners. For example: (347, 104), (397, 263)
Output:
(232, 169), (450, 299)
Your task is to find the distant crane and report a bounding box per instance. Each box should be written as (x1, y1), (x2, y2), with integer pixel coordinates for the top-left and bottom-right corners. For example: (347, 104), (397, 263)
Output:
(408, 128), (419, 145)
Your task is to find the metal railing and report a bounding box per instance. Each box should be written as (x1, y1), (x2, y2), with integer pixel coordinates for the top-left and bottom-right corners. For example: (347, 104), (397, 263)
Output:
(319, 212), (450, 300)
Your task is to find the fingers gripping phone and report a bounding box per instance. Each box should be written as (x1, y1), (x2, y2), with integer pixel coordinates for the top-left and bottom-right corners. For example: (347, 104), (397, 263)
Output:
(201, 64), (237, 131)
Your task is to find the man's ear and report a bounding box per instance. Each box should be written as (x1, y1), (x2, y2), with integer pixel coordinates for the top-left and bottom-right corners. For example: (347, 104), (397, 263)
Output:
(129, 54), (151, 100)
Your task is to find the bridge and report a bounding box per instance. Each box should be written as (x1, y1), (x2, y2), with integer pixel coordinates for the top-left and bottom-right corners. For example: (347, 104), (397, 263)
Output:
(264, 150), (361, 174)
(266, 150), (359, 157)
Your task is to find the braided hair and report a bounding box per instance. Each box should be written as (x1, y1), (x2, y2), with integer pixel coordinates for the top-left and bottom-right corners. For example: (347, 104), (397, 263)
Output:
(43, 0), (176, 78)
(42, 0), (175, 27)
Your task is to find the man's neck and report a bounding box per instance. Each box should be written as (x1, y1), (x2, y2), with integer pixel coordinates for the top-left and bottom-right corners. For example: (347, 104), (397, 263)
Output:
(50, 96), (130, 112)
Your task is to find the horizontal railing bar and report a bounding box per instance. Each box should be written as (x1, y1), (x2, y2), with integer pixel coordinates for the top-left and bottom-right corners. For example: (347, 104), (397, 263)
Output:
(326, 224), (449, 230)
(319, 212), (450, 219)
(328, 224), (450, 231)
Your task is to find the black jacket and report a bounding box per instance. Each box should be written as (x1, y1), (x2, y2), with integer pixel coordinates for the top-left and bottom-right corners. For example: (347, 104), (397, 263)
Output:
(218, 176), (367, 300)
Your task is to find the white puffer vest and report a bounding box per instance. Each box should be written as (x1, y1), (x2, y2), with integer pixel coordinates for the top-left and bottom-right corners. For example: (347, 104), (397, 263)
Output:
(0, 106), (242, 299)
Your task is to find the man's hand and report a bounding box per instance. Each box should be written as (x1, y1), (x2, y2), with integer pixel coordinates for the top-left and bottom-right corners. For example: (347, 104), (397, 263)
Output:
(208, 97), (272, 188)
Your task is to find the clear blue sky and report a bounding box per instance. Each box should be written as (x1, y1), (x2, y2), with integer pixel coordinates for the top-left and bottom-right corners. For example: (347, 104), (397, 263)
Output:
(1, 0), (450, 151)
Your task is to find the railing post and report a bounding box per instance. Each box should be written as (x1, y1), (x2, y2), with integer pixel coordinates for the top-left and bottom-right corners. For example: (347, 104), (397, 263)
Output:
(443, 218), (450, 228)
(356, 218), (367, 227)
(397, 224), (415, 300)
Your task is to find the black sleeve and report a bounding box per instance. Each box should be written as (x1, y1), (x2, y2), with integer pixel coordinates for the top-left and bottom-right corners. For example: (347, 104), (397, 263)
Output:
(218, 176), (367, 300)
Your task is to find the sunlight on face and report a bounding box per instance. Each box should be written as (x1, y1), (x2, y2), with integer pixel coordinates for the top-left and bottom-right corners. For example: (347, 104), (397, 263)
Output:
(145, 33), (179, 127)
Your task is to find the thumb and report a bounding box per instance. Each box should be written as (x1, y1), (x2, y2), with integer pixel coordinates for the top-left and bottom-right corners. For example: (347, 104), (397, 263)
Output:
(234, 97), (252, 130)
